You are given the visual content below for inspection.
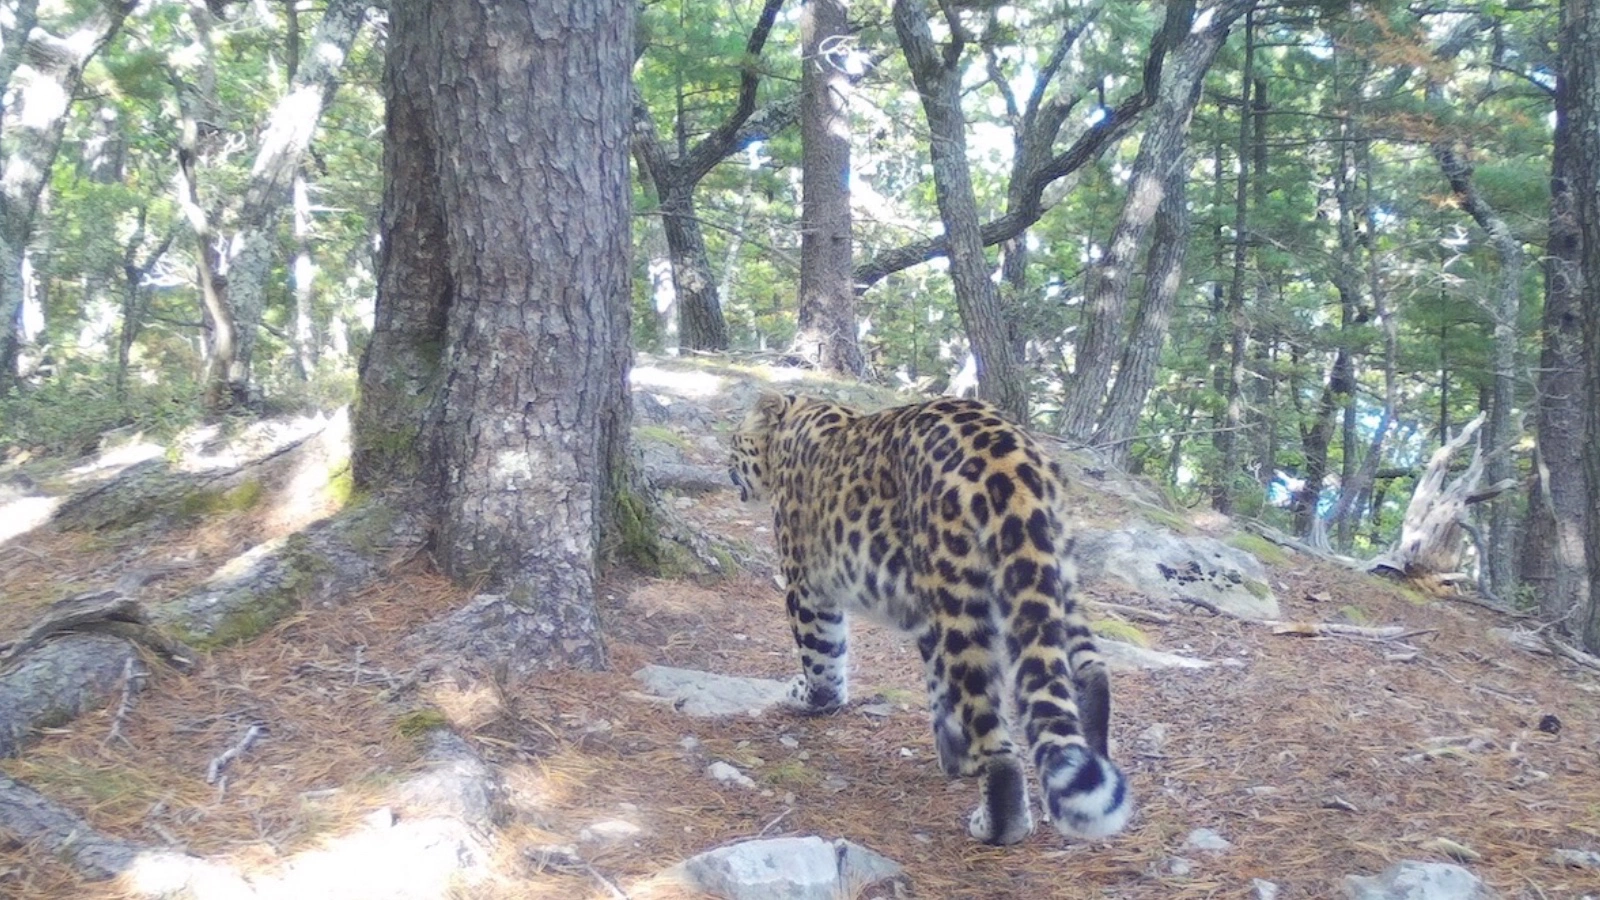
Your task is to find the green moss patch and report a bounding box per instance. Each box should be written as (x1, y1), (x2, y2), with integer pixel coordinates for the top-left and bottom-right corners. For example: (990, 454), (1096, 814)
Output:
(1226, 532), (1290, 567)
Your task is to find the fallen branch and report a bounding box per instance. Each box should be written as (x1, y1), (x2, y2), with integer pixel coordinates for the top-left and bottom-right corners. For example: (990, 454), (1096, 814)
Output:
(1544, 634), (1600, 673)
(1087, 599), (1174, 625)
(1268, 622), (1438, 642)
(103, 655), (146, 748)
(207, 722), (267, 785)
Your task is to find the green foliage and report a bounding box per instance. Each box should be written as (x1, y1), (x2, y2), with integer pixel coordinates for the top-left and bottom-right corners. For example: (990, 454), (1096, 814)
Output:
(0, 363), (202, 454)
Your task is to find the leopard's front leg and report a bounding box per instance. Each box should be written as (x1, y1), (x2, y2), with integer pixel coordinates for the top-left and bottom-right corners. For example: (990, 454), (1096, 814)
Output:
(784, 581), (848, 713)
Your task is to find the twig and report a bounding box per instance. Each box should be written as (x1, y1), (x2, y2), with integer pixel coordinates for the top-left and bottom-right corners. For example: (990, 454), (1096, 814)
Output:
(583, 862), (630, 900)
(103, 656), (146, 748)
(757, 807), (792, 837)
(206, 723), (266, 785)
(1447, 589), (1533, 619)
(1174, 595), (1226, 617)
(1086, 600), (1173, 625)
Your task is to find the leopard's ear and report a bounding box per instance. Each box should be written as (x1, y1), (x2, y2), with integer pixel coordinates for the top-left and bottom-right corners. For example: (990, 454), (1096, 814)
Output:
(754, 391), (789, 423)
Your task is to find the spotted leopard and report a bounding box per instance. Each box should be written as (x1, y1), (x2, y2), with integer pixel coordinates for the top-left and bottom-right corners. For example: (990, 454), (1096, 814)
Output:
(729, 392), (1131, 845)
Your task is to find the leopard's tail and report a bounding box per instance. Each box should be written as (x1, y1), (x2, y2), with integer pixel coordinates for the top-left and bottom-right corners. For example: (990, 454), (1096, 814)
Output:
(1011, 547), (1132, 841)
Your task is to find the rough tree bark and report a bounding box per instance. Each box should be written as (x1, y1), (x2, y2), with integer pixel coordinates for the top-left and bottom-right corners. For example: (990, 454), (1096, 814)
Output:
(631, 0), (789, 352)
(355, 0), (636, 672)
(0, 0), (136, 394)
(1524, 1), (1589, 626)
(1567, 0), (1600, 653)
(792, 0), (864, 375)
(1056, 0), (1245, 442)
(894, 0), (1027, 420)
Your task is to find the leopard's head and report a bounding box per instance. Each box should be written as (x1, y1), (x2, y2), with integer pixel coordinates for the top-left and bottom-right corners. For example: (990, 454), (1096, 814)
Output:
(728, 392), (790, 503)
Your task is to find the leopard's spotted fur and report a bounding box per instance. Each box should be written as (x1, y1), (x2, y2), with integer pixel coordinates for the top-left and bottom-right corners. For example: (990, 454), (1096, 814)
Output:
(729, 393), (1131, 845)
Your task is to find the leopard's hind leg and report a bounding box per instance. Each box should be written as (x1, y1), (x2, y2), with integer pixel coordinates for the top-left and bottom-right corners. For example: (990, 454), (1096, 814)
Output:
(915, 603), (1033, 845)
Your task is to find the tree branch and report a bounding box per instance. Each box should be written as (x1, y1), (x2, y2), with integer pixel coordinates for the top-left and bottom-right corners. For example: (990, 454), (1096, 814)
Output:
(854, 0), (1248, 291)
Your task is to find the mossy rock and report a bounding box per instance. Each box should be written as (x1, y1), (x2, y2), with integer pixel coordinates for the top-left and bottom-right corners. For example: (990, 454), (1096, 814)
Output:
(396, 707), (451, 740)
(178, 479), (265, 518)
(1092, 619), (1151, 648)
(1225, 532), (1291, 567)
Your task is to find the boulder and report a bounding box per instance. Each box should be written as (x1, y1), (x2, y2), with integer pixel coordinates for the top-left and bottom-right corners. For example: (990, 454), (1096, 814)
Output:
(669, 836), (906, 900)
(1341, 861), (1497, 900)
(634, 665), (790, 716)
(1075, 528), (1279, 620)
(1098, 640), (1215, 672)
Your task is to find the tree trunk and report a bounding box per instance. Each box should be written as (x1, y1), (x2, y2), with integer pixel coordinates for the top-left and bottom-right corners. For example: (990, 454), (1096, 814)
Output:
(0, 0), (136, 395)
(1212, 6), (1255, 516)
(204, 0), (367, 409)
(1430, 141), (1524, 600)
(1524, 5), (1589, 625)
(1566, 0), (1600, 653)
(1057, 0), (1238, 442)
(1090, 158), (1188, 467)
(894, 0), (1026, 421)
(292, 172), (319, 380)
(1297, 114), (1361, 540)
(1369, 413), (1504, 591)
(793, 0), (863, 375)
(630, 0), (789, 354)
(356, 0), (635, 672)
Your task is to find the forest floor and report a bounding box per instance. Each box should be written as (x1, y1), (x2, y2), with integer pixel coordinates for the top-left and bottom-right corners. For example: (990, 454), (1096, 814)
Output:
(2, 360), (1599, 899)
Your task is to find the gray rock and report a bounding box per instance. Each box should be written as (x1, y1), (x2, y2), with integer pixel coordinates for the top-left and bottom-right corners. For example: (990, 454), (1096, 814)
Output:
(670, 836), (906, 900)
(1099, 640), (1215, 672)
(578, 819), (644, 844)
(1075, 528), (1280, 620)
(1254, 879), (1280, 900)
(707, 761), (757, 790)
(1341, 861), (1498, 900)
(634, 665), (790, 716)
(1183, 827), (1232, 853)
(1551, 849), (1600, 869)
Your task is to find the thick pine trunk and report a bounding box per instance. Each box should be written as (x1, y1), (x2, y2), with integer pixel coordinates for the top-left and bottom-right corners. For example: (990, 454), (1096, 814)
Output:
(1566, 0), (1600, 653)
(1524, 26), (1589, 624)
(357, 0), (635, 671)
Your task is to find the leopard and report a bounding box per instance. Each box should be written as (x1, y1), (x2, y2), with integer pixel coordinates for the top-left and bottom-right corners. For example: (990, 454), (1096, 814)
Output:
(729, 392), (1131, 845)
